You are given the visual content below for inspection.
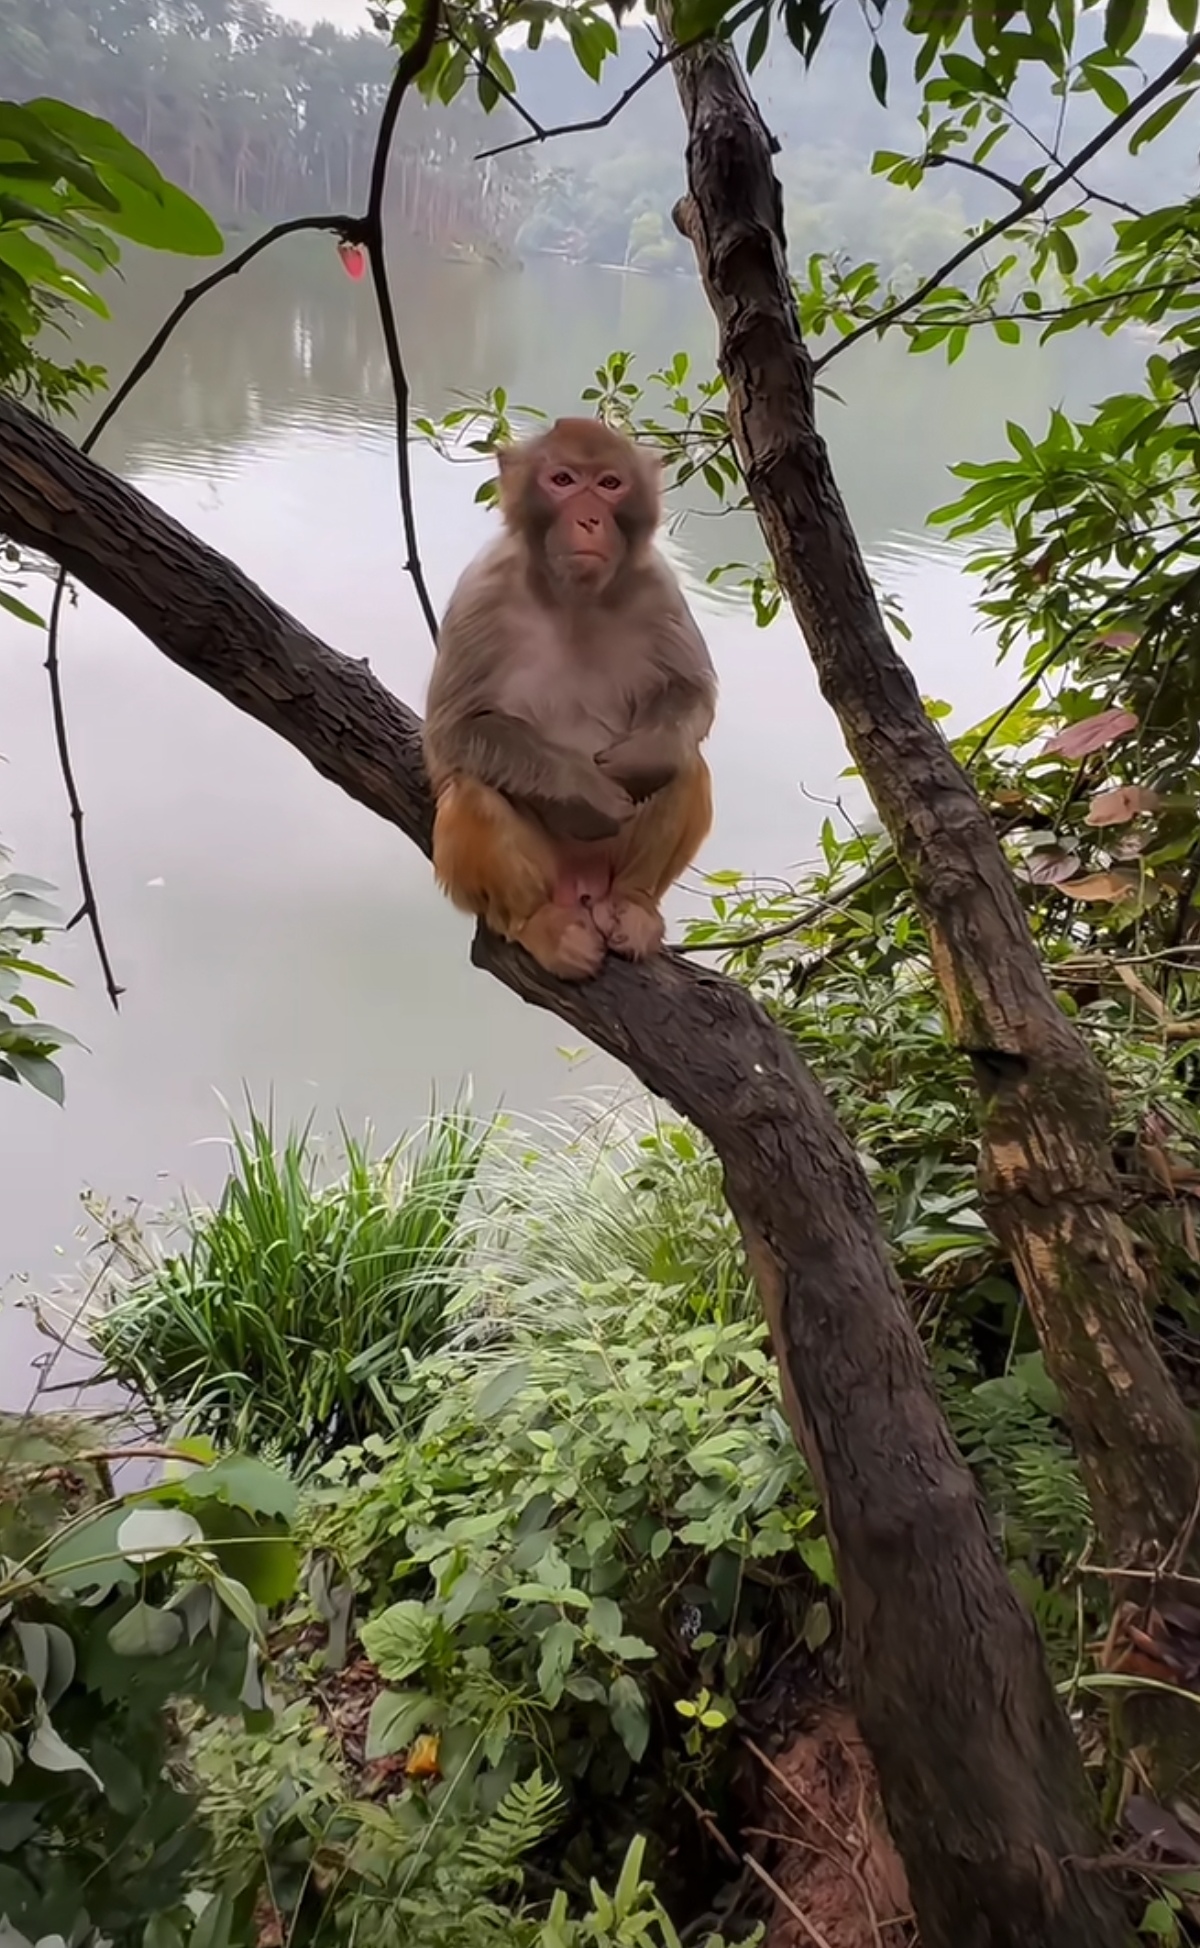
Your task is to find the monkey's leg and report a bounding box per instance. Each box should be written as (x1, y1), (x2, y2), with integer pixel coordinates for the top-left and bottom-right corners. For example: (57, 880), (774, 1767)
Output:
(595, 759), (713, 962)
(432, 778), (606, 981)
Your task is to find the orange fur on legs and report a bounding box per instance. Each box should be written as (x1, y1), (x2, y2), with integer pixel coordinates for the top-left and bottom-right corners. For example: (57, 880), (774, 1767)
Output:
(593, 758), (713, 962)
(432, 776), (556, 936)
(433, 762), (712, 979)
(432, 776), (606, 980)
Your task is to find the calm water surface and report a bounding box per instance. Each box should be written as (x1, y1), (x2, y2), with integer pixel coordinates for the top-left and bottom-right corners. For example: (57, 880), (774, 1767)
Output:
(0, 238), (1146, 1396)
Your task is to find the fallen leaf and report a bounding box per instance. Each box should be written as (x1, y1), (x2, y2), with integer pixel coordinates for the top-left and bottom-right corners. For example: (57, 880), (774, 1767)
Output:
(1086, 785), (1162, 826)
(1057, 871), (1141, 902)
(405, 1732), (441, 1779)
(1041, 708), (1139, 759)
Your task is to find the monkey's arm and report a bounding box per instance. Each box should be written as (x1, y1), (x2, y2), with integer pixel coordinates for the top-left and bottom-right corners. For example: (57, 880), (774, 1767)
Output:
(431, 706), (633, 842)
(596, 599), (718, 801)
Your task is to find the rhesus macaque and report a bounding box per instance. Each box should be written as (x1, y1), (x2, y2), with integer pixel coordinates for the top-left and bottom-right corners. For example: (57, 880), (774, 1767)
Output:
(422, 418), (717, 981)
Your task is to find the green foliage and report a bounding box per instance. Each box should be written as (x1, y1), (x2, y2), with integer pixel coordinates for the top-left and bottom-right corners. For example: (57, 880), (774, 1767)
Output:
(0, 94), (220, 410)
(90, 1106), (491, 1470)
(0, 842), (78, 1104)
(0, 1418), (297, 1947)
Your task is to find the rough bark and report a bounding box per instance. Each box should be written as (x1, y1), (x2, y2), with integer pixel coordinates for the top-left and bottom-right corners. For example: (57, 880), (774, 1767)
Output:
(666, 33), (1200, 1592)
(0, 393), (1133, 1945)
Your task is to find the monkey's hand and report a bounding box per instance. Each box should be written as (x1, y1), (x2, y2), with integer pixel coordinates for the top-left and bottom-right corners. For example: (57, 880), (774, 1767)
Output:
(595, 728), (680, 802)
(522, 757), (636, 843)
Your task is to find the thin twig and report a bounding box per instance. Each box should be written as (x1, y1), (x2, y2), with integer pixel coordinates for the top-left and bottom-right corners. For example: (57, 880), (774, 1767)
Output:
(364, 0), (443, 645)
(742, 1852), (837, 1948)
(44, 573), (123, 1008)
(925, 147), (1139, 218)
(815, 30), (1200, 372)
(474, 48), (672, 160)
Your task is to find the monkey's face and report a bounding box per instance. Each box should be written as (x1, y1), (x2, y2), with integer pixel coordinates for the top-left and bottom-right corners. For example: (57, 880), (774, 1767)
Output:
(537, 452), (635, 595)
(500, 421), (660, 601)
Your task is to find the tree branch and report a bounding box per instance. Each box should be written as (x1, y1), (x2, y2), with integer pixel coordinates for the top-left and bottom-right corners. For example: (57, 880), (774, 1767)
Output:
(816, 29), (1200, 371)
(474, 46), (673, 160)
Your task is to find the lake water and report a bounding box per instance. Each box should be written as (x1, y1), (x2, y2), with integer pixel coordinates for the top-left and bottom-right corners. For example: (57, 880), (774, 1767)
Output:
(0, 235), (1146, 1399)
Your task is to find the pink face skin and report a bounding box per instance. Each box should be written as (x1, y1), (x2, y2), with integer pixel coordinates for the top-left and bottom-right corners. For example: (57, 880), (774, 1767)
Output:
(540, 458), (631, 589)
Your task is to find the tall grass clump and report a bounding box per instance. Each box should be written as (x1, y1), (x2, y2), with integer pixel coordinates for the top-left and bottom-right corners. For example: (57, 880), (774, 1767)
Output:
(90, 1104), (492, 1470)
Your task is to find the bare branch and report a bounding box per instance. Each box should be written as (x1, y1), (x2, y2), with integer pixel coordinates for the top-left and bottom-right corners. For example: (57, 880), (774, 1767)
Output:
(816, 30), (1200, 371)
(364, 0), (443, 644)
(43, 575), (123, 1009)
(474, 45), (672, 160)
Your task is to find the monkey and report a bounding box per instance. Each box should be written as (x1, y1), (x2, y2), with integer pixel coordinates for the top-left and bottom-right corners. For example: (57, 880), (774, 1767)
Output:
(421, 417), (717, 982)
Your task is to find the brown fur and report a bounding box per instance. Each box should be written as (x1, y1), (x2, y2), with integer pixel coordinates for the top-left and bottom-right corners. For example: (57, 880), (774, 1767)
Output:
(423, 420), (717, 981)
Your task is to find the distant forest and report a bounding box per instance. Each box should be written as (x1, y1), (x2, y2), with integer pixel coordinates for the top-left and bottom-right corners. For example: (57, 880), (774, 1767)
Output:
(0, 0), (1195, 274)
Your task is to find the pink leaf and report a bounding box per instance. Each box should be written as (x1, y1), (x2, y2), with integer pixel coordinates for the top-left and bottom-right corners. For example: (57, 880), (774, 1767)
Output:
(1041, 708), (1139, 760)
(1085, 785), (1162, 827)
(1057, 870), (1141, 903)
(1019, 845), (1080, 886)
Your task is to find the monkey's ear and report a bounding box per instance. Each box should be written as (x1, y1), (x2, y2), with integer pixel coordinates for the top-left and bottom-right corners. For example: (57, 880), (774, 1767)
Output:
(496, 441), (529, 526)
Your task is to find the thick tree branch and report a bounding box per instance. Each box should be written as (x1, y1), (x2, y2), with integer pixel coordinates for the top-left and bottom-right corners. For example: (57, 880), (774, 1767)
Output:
(0, 390), (1124, 1948)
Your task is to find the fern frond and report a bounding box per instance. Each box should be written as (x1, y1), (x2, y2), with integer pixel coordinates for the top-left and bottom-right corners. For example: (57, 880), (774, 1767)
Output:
(456, 1769), (564, 1889)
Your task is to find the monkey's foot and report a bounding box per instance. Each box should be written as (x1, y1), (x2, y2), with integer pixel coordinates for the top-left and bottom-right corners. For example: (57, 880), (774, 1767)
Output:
(518, 903), (606, 981)
(593, 895), (664, 962)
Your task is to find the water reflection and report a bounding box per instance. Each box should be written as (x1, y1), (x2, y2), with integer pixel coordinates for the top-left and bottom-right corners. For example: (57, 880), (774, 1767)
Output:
(0, 238), (1148, 1395)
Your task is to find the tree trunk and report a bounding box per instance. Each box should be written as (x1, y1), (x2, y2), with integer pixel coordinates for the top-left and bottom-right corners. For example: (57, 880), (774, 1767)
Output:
(0, 393), (1134, 1946)
(666, 29), (1200, 1602)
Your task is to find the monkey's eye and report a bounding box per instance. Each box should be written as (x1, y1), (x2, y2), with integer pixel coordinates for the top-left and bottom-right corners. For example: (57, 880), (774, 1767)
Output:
(598, 473), (622, 491)
(550, 469), (575, 488)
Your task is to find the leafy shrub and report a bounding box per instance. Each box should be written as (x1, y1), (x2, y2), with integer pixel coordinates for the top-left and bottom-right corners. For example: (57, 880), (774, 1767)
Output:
(90, 1108), (491, 1469)
(0, 1418), (298, 1947)
(0, 844), (77, 1103)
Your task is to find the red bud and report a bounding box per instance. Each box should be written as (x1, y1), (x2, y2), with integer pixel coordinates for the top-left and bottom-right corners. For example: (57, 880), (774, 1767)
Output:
(338, 240), (366, 281)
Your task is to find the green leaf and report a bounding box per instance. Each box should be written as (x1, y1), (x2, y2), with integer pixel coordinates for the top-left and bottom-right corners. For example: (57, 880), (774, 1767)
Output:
(0, 589), (43, 628)
(190, 1889), (235, 1948)
(474, 1360), (530, 1420)
(42, 1507), (139, 1596)
(798, 1534), (837, 1587)
(4, 1051), (63, 1103)
(361, 1600), (436, 1681)
(26, 1709), (102, 1789)
(365, 1688), (437, 1760)
(1169, 0), (1198, 26)
(1083, 62), (1130, 115)
(538, 1619), (578, 1704)
(588, 1596), (624, 1651)
(1104, 0), (1148, 51)
(609, 1674), (649, 1762)
(173, 1454), (297, 1521)
(14, 1619), (73, 1707)
(869, 42), (888, 105)
(107, 1600), (186, 1658)
(746, 6), (771, 69)
(211, 1573), (261, 1639)
(1130, 88), (1196, 155)
(117, 1507), (202, 1562)
(143, 1915), (186, 1948)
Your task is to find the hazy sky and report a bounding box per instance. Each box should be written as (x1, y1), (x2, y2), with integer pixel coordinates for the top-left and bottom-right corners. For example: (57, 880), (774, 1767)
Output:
(286, 0), (1182, 31)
